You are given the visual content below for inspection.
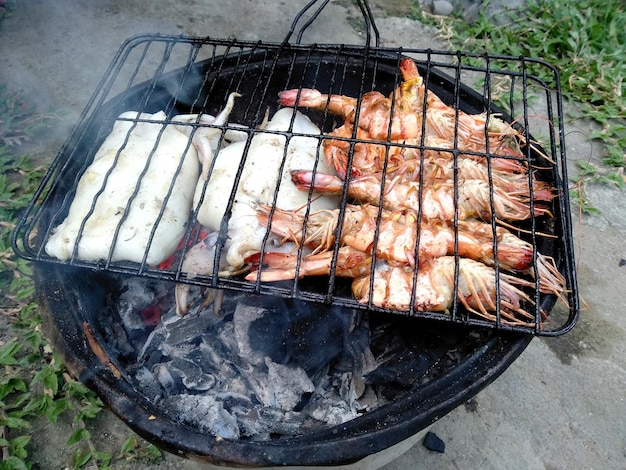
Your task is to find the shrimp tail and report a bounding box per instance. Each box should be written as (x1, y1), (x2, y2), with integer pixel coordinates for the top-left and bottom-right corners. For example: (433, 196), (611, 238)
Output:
(291, 170), (344, 193)
(460, 268), (537, 326)
(534, 254), (569, 307)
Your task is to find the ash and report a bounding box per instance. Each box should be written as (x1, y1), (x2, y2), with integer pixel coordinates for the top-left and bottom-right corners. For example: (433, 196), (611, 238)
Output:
(113, 278), (384, 440)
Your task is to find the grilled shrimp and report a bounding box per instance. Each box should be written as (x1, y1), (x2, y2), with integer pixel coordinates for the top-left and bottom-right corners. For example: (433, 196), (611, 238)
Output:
(320, 130), (529, 181)
(320, 126), (414, 178)
(246, 249), (537, 326)
(351, 256), (537, 326)
(398, 58), (528, 158)
(363, 145), (550, 199)
(291, 170), (552, 222)
(278, 87), (422, 142)
(245, 246), (372, 281)
(256, 204), (566, 303)
(320, 128), (530, 181)
(399, 136), (528, 175)
(257, 203), (450, 263)
(278, 88), (423, 178)
(278, 65), (425, 177)
(279, 58), (531, 176)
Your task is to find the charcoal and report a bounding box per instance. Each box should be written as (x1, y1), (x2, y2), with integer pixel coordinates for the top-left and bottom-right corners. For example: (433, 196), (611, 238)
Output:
(134, 366), (163, 401)
(164, 394), (240, 440)
(137, 324), (168, 362)
(169, 357), (216, 391)
(258, 407), (305, 436)
(283, 303), (351, 374)
(198, 338), (230, 371)
(304, 375), (359, 426)
(265, 359), (315, 411)
(160, 342), (200, 361)
(365, 347), (432, 389)
(217, 391), (254, 409)
(233, 304), (266, 364)
(220, 375), (250, 396)
(115, 281), (396, 440)
(152, 363), (179, 395)
(423, 431), (446, 453)
(110, 322), (135, 358)
(235, 300), (357, 374)
(357, 385), (381, 412)
(117, 277), (168, 336)
(340, 322), (377, 376)
(163, 307), (224, 346)
(233, 406), (305, 438)
(232, 361), (271, 406)
(216, 321), (241, 363)
(306, 390), (359, 426)
(337, 372), (358, 404)
(232, 407), (271, 439)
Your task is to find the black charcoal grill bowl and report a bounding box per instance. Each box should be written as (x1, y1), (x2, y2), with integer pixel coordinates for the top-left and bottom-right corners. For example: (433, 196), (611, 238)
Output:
(32, 48), (552, 467)
(36, 265), (532, 467)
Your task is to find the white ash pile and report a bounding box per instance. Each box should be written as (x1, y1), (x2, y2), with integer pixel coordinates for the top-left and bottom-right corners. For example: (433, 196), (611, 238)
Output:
(102, 276), (486, 441)
(112, 278), (381, 440)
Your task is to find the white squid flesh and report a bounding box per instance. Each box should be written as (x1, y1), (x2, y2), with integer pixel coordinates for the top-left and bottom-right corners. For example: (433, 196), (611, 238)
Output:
(45, 93), (241, 266)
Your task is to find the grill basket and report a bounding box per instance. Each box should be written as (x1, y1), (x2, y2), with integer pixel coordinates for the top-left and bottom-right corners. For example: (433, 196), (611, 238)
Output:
(13, 1), (578, 336)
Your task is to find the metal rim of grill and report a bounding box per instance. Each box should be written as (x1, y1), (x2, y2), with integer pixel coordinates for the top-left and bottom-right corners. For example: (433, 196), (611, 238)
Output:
(12, 5), (578, 336)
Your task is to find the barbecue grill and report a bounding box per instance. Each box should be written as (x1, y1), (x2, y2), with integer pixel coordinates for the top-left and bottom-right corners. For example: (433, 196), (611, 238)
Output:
(13, 0), (579, 466)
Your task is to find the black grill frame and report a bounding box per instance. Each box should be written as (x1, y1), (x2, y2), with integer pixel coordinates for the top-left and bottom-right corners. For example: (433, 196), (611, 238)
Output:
(13, 33), (579, 336)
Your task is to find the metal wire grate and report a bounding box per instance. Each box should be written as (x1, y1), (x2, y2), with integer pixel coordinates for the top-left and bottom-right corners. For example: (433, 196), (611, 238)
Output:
(12, 30), (579, 335)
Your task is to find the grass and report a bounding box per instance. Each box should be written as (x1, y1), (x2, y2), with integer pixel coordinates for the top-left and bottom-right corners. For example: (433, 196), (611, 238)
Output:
(0, 89), (162, 469)
(412, 0), (626, 213)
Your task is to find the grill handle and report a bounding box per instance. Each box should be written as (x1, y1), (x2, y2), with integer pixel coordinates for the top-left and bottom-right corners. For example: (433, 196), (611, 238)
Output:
(283, 0), (380, 47)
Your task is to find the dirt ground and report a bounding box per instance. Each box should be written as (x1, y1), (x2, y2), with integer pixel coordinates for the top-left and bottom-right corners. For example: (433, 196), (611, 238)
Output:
(1, 1), (625, 469)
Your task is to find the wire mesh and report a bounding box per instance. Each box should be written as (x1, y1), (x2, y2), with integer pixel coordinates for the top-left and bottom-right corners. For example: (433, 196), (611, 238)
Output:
(12, 34), (579, 335)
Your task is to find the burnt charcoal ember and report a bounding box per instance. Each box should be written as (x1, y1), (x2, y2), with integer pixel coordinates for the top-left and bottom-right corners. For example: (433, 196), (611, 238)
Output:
(234, 299), (354, 374)
(365, 348), (432, 389)
(364, 324), (434, 399)
(302, 373), (362, 426)
(234, 406), (306, 438)
(135, 366), (164, 401)
(364, 318), (486, 400)
(162, 304), (226, 346)
(170, 357), (216, 391)
(117, 277), (169, 338)
(137, 325), (168, 363)
(265, 359), (315, 410)
(109, 322), (135, 359)
(357, 384), (381, 412)
(163, 394), (240, 440)
(234, 303), (279, 366)
(283, 302), (355, 375)
(120, 284), (388, 440)
(336, 317), (376, 376)
(152, 363), (179, 395)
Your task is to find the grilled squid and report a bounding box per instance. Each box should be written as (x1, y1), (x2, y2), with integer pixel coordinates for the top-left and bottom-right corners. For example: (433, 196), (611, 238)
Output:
(192, 107), (338, 269)
(175, 108), (338, 315)
(45, 93), (240, 266)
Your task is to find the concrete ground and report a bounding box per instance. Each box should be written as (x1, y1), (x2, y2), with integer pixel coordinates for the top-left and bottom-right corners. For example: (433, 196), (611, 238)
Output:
(1, 1), (624, 468)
